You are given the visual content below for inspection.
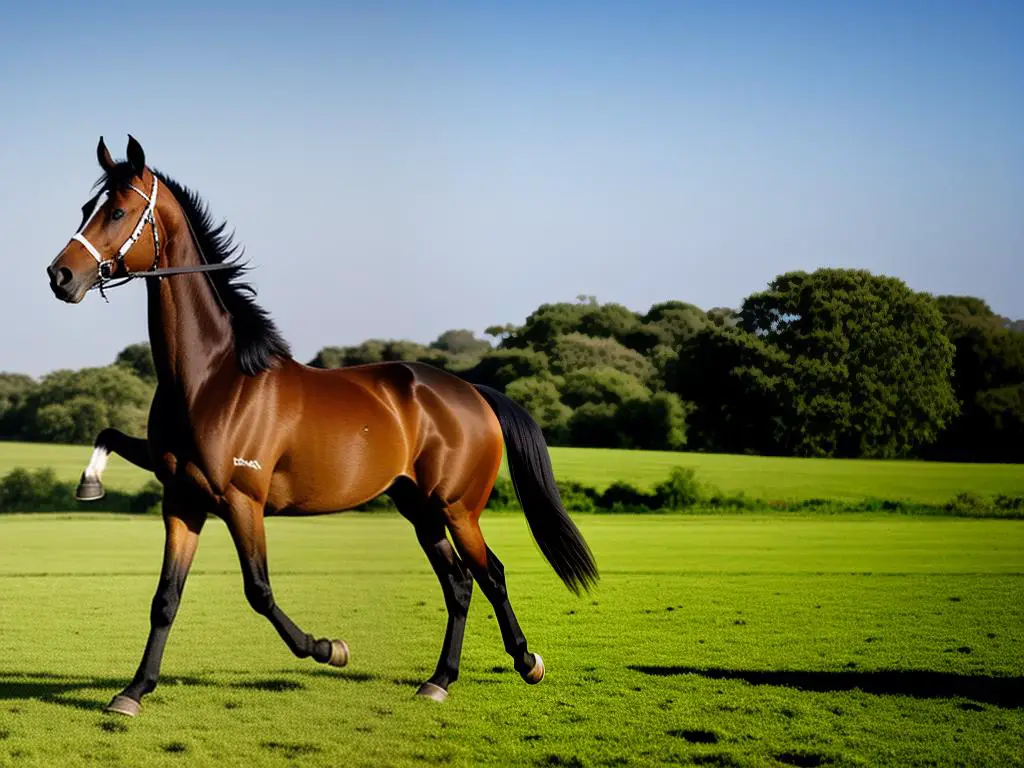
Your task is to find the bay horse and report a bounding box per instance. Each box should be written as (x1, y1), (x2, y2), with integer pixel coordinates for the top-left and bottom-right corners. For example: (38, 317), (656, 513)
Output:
(45, 136), (598, 717)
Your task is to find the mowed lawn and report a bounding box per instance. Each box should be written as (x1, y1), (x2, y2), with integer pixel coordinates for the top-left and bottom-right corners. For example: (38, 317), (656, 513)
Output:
(0, 512), (1021, 767)
(2, 441), (1023, 504)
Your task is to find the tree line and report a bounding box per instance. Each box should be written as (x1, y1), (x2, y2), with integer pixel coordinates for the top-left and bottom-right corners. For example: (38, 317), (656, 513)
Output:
(1, 268), (1021, 462)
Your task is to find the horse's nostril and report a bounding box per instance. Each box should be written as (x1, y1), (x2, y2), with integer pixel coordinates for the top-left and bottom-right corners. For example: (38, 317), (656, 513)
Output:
(56, 267), (74, 287)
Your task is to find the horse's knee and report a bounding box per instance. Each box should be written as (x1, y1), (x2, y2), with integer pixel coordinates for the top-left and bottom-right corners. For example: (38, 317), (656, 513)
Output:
(447, 562), (473, 615)
(244, 580), (275, 615)
(149, 588), (180, 628)
(474, 547), (509, 603)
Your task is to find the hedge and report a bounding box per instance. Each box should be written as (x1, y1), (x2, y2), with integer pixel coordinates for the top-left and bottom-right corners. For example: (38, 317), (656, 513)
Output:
(0, 466), (1020, 519)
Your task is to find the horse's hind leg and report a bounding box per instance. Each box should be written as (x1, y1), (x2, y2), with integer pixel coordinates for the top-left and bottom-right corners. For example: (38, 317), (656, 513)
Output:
(445, 506), (545, 685)
(76, 428), (153, 500)
(389, 481), (474, 702)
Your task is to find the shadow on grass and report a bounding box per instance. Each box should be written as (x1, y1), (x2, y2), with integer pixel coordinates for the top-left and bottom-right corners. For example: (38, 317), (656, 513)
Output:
(276, 668), (378, 683)
(628, 665), (1024, 709)
(0, 671), (308, 712)
(0, 672), (206, 713)
(229, 678), (304, 692)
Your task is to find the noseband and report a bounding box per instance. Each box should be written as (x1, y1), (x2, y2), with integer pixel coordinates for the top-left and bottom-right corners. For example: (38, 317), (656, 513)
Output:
(72, 174), (235, 300)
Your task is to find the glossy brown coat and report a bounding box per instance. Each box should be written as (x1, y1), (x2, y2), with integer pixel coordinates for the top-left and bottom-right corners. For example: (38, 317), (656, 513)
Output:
(45, 137), (597, 716)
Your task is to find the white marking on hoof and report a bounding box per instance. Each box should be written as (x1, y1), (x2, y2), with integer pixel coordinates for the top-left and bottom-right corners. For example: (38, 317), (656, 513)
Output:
(415, 682), (449, 702)
(523, 653), (545, 685)
(84, 446), (109, 481)
(105, 695), (141, 717)
(328, 639), (349, 667)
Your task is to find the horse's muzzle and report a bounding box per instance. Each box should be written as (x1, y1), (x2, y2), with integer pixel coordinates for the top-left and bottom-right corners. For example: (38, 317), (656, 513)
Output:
(47, 264), (85, 303)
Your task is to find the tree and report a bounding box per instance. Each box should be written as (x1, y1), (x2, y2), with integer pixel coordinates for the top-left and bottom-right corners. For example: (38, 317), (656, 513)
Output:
(668, 325), (791, 454)
(971, 384), (1024, 462)
(706, 307), (741, 329)
(430, 330), (491, 357)
(644, 301), (711, 347)
(115, 342), (157, 381)
(307, 346), (349, 369)
(926, 296), (1024, 461)
(503, 301), (593, 351)
(620, 323), (672, 355)
(576, 303), (641, 341)
(550, 333), (656, 383)
(559, 367), (650, 409)
(0, 373), (37, 437)
(739, 269), (958, 457)
(504, 376), (572, 442)
(13, 366), (154, 444)
(462, 348), (551, 391)
(568, 402), (621, 448)
(484, 324), (519, 343)
(617, 392), (690, 451)
(307, 340), (452, 370)
(670, 270), (959, 458)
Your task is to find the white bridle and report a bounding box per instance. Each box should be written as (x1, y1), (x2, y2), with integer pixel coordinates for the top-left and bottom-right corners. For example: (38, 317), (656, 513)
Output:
(72, 174), (160, 280)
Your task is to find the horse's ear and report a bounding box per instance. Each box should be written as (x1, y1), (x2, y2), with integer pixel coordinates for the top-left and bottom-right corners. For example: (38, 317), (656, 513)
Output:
(126, 134), (146, 176)
(96, 136), (115, 171)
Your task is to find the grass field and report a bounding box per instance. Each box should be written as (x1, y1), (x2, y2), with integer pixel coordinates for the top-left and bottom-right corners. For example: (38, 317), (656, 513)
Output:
(2, 441), (1023, 505)
(0, 512), (1021, 767)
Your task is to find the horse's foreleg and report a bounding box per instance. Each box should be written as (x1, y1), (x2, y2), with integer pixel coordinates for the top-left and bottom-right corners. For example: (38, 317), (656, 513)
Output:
(223, 489), (347, 667)
(106, 502), (206, 716)
(76, 428), (154, 501)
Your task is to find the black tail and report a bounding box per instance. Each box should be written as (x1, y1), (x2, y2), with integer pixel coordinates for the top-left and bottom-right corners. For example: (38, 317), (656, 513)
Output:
(475, 384), (599, 595)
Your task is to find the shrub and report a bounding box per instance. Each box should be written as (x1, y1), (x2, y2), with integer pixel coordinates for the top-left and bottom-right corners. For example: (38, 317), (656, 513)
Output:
(129, 480), (164, 514)
(486, 476), (519, 509)
(0, 467), (73, 512)
(557, 481), (600, 514)
(598, 481), (659, 513)
(653, 467), (702, 508)
(945, 492), (988, 517)
(353, 495), (396, 512)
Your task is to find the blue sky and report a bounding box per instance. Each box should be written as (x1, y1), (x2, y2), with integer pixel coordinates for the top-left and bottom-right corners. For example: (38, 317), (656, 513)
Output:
(2, 0), (1021, 376)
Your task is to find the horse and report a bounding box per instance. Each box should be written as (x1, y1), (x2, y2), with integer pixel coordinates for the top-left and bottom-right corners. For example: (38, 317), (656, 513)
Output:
(45, 135), (598, 717)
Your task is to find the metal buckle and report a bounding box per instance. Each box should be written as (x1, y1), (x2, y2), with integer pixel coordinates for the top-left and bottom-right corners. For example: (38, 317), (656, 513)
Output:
(99, 260), (116, 280)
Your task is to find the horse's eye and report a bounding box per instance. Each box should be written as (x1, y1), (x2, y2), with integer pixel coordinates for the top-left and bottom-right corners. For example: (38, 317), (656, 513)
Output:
(112, 209), (125, 221)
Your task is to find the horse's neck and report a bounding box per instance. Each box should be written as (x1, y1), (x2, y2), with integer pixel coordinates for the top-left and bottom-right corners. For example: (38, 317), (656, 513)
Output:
(146, 214), (235, 407)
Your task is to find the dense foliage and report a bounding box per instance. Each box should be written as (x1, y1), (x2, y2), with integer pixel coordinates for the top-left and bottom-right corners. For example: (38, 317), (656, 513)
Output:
(1, 269), (1020, 461)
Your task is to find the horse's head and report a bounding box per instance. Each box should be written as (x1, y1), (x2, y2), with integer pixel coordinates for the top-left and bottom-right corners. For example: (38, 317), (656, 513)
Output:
(47, 136), (162, 303)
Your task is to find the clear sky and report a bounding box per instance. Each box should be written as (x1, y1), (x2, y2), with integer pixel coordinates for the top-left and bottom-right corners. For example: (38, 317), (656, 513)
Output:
(2, 0), (1021, 376)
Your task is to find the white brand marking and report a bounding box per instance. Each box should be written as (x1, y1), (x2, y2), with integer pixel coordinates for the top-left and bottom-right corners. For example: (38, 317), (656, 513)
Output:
(233, 457), (262, 470)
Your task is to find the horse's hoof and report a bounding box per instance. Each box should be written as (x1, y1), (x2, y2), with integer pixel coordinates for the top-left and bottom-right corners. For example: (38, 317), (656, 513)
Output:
(415, 682), (448, 702)
(328, 639), (349, 667)
(76, 475), (105, 501)
(522, 653), (545, 685)
(105, 695), (141, 717)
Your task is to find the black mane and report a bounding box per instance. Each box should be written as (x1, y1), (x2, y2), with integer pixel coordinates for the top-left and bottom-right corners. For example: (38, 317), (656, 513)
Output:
(101, 163), (292, 376)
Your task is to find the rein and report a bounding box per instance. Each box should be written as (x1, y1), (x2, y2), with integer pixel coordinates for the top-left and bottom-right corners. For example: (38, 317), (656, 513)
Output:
(73, 174), (235, 301)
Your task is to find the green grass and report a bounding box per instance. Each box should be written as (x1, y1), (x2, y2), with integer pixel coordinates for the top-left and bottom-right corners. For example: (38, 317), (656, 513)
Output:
(540, 448), (1024, 503)
(2, 440), (1022, 505)
(0, 512), (1021, 767)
